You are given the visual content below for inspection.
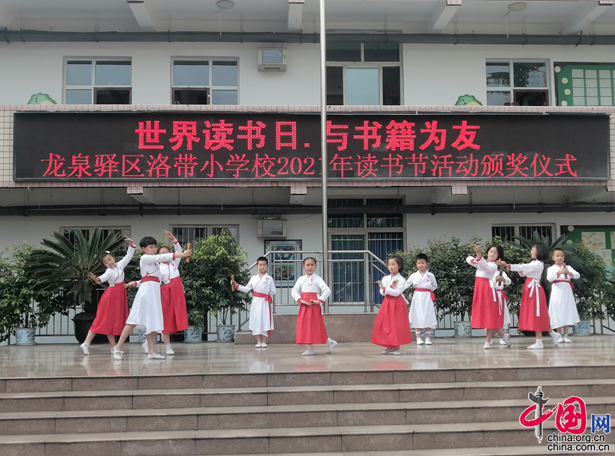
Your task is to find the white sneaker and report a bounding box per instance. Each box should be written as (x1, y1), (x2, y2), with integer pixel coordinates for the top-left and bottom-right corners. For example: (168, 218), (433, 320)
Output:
(381, 348), (395, 354)
(147, 353), (165, 359)
(416, 337), (424, 345)
(113, 349), (124, 360)
(302, 349), (315, 356)
(80, 343), (90, 355)
(425, 338), (432, 345)
(261, 343), (267, 348)
(393, 350), (402, 355)
(503, 334), (511, 346)
(499, 338), (508, 345)
(326, 339), (338, 354)
(563, 335), (572, 343)
(255, 343), (262, 348)
(141, 342), (148, 354)
(166, 347), (175, 355)
(483, 342), (491, 349)
(527, 341), (544, 349)
(550, 332), (561, 345)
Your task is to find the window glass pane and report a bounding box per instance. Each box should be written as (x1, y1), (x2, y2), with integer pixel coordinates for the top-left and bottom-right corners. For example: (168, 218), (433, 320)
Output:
(66, 89), (92, 104)
(326, 66), (344, 105)
(486, 63), (510, 87)
(513, 63), (546, 88)
(95, 89), (131, 104)
(487, 91), (511, 106)
(345, 68), (379, 105)
(173, 61), (209, 86)
(212, 61), (238, 86)
(173, 227), (207, 244)
(382, 66), (401, 106)
(518, 225), (553, 242)
(367, 215), (403, 228)
(364, 42), (399, 62)
(328, 214), (364, 229)
(95, 61), (131, 86)
(173, 89), (209, 105)
(492, 226), (515, 242)
(66, 61), (92, 86)
(327, 42), (361, 62)
(514, 90), (547, 106)
(212, 90), (238, 105)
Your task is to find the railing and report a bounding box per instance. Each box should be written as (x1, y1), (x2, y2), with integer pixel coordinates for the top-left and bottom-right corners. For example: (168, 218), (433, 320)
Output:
(4, 249), (613, 343)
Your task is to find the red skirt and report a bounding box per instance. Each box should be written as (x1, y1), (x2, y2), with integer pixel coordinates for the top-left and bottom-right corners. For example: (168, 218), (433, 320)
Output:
(296, 292), (328, 344)
(519, 277), (550, 332)
(371, 295), (412, 348)
(471, 277), (504, 329)
(161, 277), (189, 334)
(90, 285), (129, 335)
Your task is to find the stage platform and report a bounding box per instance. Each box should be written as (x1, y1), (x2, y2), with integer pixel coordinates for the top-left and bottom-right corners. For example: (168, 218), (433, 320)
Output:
(0, 334), (614, 379)
(0, 336), (613, 456)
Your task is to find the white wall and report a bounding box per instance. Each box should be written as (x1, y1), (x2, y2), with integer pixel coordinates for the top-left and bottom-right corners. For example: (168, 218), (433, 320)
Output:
(0, 42), (320, 106)
(5, 41), (615, 107)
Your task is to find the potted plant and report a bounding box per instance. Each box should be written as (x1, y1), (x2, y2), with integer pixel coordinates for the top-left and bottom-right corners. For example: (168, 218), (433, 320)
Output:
(181, 232), (250, 342)
(0, 244), (67, 345)
(27, 228), (126, 344)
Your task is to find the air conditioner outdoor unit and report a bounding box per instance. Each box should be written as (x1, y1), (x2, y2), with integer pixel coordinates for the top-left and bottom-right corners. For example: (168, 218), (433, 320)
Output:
(257, 219), (287, 239)
(258, 48), (287, 72)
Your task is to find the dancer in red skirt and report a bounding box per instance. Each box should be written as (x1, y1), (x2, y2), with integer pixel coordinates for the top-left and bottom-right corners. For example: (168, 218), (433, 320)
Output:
(145, 230), (189, 356)
(497, 243), (560, 349)
(467, 244), (510, 349)
(81, 237), (136, 355)
(291, 257), (337, 356)
(372, 256), (412, 355)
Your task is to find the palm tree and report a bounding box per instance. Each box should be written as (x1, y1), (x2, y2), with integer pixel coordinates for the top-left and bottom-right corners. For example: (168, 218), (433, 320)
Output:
(28, 228), (127, 318)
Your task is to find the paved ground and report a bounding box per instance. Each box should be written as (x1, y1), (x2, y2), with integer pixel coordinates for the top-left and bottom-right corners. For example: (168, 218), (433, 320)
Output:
(0, 335), (613, 379)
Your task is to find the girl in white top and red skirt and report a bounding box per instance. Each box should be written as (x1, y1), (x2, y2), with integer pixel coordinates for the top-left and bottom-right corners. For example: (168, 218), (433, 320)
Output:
(497, 243), (560, 349)
(467, 244), (510, 349)
(547, 248), (580, 343)
(372, 256), (412, 355)
(81, 237), (136, 355)
(152, 230), (189, 356)
(291, 257), (337, 356)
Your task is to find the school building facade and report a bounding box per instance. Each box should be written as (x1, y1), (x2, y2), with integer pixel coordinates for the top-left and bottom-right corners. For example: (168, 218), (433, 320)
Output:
(2, 0), (615, 329)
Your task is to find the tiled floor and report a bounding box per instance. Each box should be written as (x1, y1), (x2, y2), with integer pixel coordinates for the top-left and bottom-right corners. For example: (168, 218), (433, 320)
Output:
(0, 335), (614, 379)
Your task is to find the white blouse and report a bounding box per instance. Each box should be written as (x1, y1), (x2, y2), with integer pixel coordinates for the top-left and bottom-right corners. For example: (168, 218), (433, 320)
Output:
(466, 256), (497, 278)
(379, 273), (407, 297)
(291, 274), (331, 303)
(160, 241), (183, 284)
(97, 245), (136, 287)
(546, 264), (580, 283)
(509, 260), (544, 281)
(238, 273), (277, 297)
(406, 271), (437, 291)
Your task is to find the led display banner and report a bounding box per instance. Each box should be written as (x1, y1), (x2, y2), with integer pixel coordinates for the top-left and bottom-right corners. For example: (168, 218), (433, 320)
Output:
(13, 112), (610, 181)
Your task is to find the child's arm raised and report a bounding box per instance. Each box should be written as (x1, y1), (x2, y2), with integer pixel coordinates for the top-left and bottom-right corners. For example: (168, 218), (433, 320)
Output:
(116, 238), (137, 270)
(235, 276), (254, 293)
(141, 249), (191, 265)
(164, 231), (183, 267)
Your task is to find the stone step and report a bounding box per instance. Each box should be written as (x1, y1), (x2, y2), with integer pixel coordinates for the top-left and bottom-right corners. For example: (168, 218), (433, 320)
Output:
(0, 422), (606, 456)
(203, 449), (603, 456)
(0, 397), (611, 436)
(1, 364), (614, 393)
(0, 378), (612, 413)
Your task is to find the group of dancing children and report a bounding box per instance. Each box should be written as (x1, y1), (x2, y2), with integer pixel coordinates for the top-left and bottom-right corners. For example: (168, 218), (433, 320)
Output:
(79, 233), (580, 359)
(81, 231), (192, 360)
(370, 241), (580, 355)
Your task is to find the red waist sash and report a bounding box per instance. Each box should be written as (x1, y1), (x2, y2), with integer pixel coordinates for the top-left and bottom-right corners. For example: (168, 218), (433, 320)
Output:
(553, 280), (574, 289)
(415, 288), (436, 302)
(253, 291), (273, 303)
(141, 276), (160, 283)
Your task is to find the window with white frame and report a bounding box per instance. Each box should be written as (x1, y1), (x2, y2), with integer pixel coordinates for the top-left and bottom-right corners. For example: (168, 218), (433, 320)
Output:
(172, 59), (238, 105)
(171, 225), (239, 244)
(326, 42), (401, 106)
(492, 224), (554, 243)
(65, 60), (132, 104)
(61, 226), (131, 252)
(486, 61), (549, 106)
